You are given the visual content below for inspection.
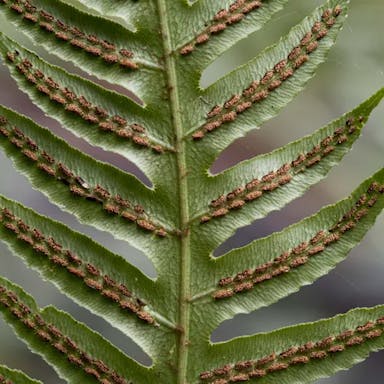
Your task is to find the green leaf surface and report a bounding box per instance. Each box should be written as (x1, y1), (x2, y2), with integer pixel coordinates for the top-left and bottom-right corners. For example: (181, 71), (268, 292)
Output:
(59, 0), (152, 31)
(0, 0), (383, 383)
(0, 105), (177, 256)
(183, 0), (350, 165)
(188, 89), (384, 250)
(0, 194), (175, 356)
(0, 33), (174, 169)
(0, 365), (42, 384)
(197, 305), (384, 384)
(0, 277), (152, 384)
(0, 0), (163, 94)
(170, 0), (289, 68)
(191, 169), (384, 324)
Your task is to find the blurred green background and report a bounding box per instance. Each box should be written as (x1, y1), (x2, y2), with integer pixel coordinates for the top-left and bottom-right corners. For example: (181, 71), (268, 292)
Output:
(0, 0), (383, 382)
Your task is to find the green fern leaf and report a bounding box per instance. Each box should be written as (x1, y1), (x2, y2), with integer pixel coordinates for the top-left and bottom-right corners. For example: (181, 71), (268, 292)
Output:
(0, 0), (383, 383)
(0, 277), (151, 384)
(201, 304), (384, 384)
(0, 365), (42, 383)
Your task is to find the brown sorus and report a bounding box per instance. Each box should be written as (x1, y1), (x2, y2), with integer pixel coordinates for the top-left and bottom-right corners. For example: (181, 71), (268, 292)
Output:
(180, 45), (194, 55)
(308, 245), (325, 256)
(328, 344), (345, 353)
(213, 364), (231, 376)
(233, 282), (253, 293)
(267, 362), (289, 372)
(137, 310), (155, 324)
(51, 255), (69, 267)
(279, 346), (298, 358)
(84, 367), (100, 379)
(22, 149), (38, 161)
(67, 266), (86, 278)
(323, 233), (340, 245)
(67, 354), (84, 366)
(256, 353), (276, 366)
(310, 351), (327, 359)
(84, 278), (103, 291)
(101, 289), (120, 302)
(290, 356), (310, 365)
(120, 300), (139, 313)
(36, 330), (52, 342)
(357, 322), (376, 333)
(244, 190), (262, 202)
(366, 329), (383, 339)
(103, 54), (119, 64)
(199, 371), (214, 380)
(155, 228), (167, 237)
(104, 203), (120, 215)
(10, 4), (23, 14)
(196, 33), (209, 45)
(227, 13), (244, 25)
(212, 208), (229, 218)
(137, 219), (156, 232)
(121, 211), (137, 222)
(292, 153), (306, 167)
(132, 135), (150, 147)
(249, 369), (266, 378)
(200, 215), (211, 224)
(346, 336), (364, 346)
(213, 289), (234, 300)
(209, 23), (226, 34)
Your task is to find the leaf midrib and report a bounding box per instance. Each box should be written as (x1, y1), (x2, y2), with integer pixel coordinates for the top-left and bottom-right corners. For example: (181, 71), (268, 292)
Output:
(157, 1), (191, 382)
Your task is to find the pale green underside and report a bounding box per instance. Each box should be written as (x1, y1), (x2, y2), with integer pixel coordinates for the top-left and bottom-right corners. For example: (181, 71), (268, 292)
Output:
(0, 0), (383, 383)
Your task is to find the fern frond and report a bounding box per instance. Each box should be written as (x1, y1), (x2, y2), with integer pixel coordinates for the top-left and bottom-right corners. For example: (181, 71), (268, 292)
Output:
(0, 277), (152, 384)
(186, 0), (349, 161)
(0, 365), (42, 383)
(0, 35), (172, 165)
(190, 89), (384, 247)
(0, 106), (172, 247)
(175, 0), (289, 67)
(0, 0), (161, 92)
(0, 193), (178, 355)
(191, 170), (384, 323)
(0, 0), (383, 383)
(199, 305), (384, 384)
(59, 0), (153, 31)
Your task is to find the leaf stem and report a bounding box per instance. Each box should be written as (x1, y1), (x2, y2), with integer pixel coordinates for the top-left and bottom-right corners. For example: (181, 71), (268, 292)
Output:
(157, 1), (191, 382)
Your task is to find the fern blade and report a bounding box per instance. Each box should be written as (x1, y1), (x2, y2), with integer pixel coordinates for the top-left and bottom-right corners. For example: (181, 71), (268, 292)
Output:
(190, 89), (384, 249)
(0, 105), (175, 251)
(0, 365), (42, 384)
(174, 0), (289, 69)
(191, 169), (384, 324)
(0, 33), (174, 167)
(0, 1), (383, 383)
(198, 305), (384, 384)
(0, 277), (153, 384)
(0, 194), (178, 356)
(0, 0), (162, 94)
(59, 0), (151, 31)
(186, 0), (350, 165)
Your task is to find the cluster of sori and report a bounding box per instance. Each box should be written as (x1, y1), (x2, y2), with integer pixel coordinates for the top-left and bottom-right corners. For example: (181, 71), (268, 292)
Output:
(201, 115), (362, 224)
(200, 317), (384, 383)
(1, 0), (138, 69)
(0, 285), (132, 384)
(212, 180), (384, 300)
(180, 0), (264, 55)
(192, 5), (343, 140)
(4, 51), (165, 153)
(0, 115), (168, 237)
(0, 207), (156, 325)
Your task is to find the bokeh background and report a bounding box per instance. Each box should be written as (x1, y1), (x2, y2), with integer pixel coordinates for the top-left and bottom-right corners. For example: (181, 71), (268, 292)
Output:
(0, 0), (383, 382)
